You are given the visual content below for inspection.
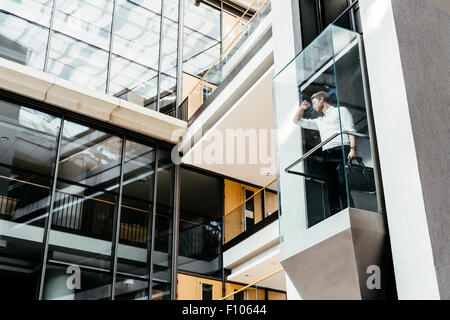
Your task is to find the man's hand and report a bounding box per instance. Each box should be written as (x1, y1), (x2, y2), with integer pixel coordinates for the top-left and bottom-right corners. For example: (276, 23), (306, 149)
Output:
(348, 148), (358, 160)
(300, 100), (311, 111)
(293, 100), (310, 124)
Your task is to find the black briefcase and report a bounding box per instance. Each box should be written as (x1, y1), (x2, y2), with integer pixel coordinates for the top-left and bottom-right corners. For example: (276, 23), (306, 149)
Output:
(337, 157), (376, 192)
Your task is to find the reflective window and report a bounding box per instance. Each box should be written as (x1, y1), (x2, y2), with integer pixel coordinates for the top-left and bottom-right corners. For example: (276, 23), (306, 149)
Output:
(183, 0), (221, 77)
(47, 32), (109, 92)
(152, 149), (174, 296)
(0, 12), (49, 70)
(109, 54), (158, 105)
(298, 0), (359, 47)
(158, 0), (179, 113)
(114, 139), (156, 300)
(110, 0), (161, 106)
(160, 18), (178, 78)
(152, 281), (170, 300)
(0, 99), (60, 300)
(0, 0), (53, 27)
(159, 74), (177, 113)
(52, 0), (113, 51)
(179, 168), (222, 278)
(113, 0), (160, 68)
(0, 96), (177, 300)
(115, 276), (148, 300)
(43, 120), (122, 300)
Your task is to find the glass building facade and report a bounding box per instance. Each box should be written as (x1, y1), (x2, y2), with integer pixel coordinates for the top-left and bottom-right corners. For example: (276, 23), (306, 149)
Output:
(0, 0), (281, 300)
(0, 0), (250, 118)
(0, 0), (180, 112)
(0, 92), (175, 300)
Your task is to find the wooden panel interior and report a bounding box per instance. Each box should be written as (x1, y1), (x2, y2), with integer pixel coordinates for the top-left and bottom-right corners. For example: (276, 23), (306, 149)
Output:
(224, 179), (244, 243)
(224, 179), (276, 242)
(181, 73), (217, 120)
(177, 273), (222, 300)
(243, 185), (263, 225)
(265, 191), (278, 216)
(246, 287), (266, 300)
(267, 291), (287, 300)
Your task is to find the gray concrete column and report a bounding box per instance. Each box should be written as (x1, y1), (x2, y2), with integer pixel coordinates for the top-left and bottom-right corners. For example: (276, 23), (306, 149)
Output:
(359, 0), (449, 299)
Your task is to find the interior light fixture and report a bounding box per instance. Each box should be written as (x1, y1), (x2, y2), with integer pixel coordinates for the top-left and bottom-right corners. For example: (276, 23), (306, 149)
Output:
(0, 137), (9, 141)
(124, 279), (135, 286)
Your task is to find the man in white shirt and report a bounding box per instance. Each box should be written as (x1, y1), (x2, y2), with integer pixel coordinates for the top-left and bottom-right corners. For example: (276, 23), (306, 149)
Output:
(292, 91), (357, 215)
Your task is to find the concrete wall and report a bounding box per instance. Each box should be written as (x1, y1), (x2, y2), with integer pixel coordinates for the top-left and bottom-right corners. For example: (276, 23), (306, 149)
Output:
(389, 0), (450, 299)
(359, 0), (449, 299)
(271, 0), (303, 299)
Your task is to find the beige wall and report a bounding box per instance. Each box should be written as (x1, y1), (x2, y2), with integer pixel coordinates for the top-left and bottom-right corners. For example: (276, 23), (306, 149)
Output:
(265, 191), (278, 216)
(222, 10), (251, 53)
(181, 73), (217, 120)
(177, 273), (222, 300)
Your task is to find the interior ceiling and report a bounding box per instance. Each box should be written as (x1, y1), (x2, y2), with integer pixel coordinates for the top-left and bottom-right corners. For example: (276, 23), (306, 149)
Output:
(228, 247), (286, 291)
(228, 0), (259, 11)
(182, 68), (276, 189)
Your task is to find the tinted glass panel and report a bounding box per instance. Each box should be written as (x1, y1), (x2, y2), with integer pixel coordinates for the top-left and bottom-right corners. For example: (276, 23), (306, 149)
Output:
(47, 32), (109, 92)
(0, 0), (53, 27)
(0, 12), (49, 70)
(179, 168), (222, 278)
(201, 283), (213, 300)
(0, 99), (60, 300)
(43, 120), (122, 300)
(53, 0), (113, 51)
(152, 149), (173, 295)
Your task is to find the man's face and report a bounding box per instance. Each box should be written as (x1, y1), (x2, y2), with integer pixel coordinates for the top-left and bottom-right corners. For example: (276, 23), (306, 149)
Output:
(312, 97), (324, 112)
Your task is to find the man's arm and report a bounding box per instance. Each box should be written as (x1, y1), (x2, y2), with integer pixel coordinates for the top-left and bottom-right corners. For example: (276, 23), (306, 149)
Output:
(293, 104), (307, 124)
(348, 134), (357, 159)
(293, 101), (318, 131)
(340, 107), (358, 159)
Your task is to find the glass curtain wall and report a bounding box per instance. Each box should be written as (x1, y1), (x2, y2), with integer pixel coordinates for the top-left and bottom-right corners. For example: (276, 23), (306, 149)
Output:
(0, 95), (175, 300)
(178, 167), (222, 279)
(183, 0), (221, 78)
(181, 0), (221, 118)
(0, 0), (52, 70)
(0, 99), (60, 299)
(110, 0), (162, 109)
(0, 1), (257, 119)
(114, 139), (156, 300)
(0, 0), (181, 115)
(152, 148), (174, 300)
(43, 120), (122, 300)
(158, 0), (180, 114)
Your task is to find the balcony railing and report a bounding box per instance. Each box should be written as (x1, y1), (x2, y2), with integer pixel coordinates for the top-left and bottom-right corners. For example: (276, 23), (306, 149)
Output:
(221, 267), (284, 300)
(181, 0), (271, 122)
(224, 178), (278, 244)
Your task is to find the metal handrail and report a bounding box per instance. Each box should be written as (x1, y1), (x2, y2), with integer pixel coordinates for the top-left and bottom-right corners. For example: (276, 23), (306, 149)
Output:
(331, 0), (359, 26)
(187, 0), (271, 97)
(221, 0), (258, 44)
(224, 177), (277, 217)
(284, 131), (370, 174)
(220, 267), (284, 300)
